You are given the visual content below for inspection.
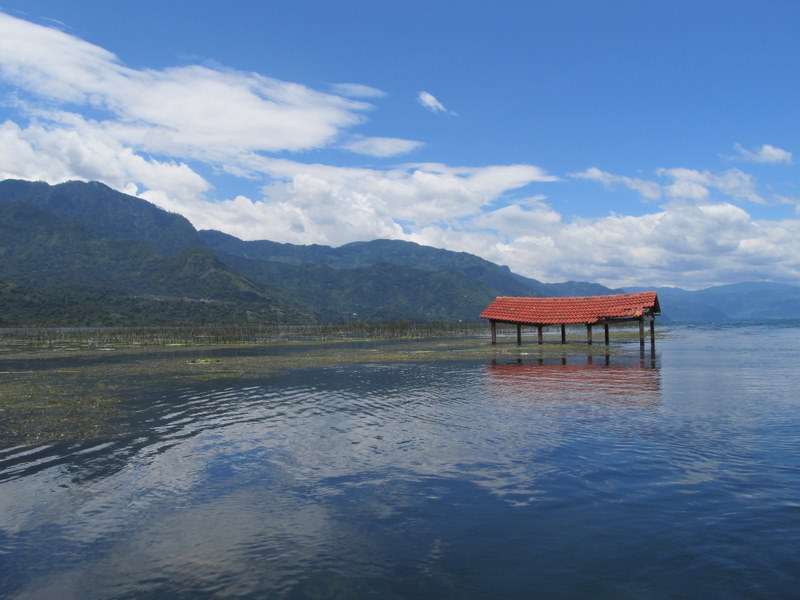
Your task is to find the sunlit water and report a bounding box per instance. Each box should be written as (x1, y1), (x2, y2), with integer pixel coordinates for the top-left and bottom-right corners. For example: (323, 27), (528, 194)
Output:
(2, 325), (799, 599)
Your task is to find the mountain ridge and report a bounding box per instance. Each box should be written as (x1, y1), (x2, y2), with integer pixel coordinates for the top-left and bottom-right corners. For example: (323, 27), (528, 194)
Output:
(2, 179), (800, 325)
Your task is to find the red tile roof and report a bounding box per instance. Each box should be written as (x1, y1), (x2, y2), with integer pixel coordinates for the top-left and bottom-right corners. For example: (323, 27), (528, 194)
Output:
(479, 292), (660, 325)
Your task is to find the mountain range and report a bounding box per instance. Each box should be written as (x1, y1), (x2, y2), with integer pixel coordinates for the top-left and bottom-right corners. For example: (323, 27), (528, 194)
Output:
(1, 179), (799, 326)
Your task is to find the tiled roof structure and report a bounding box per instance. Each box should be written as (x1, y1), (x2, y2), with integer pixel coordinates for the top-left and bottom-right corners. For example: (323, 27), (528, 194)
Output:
(479, 292), (660, 325)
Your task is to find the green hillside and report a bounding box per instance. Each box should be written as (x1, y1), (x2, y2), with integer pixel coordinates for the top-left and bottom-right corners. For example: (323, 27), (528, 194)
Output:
(198, 231), (547, 297)
(0, 200), (310, 326)
(1, 179), (583, 326)
(0, 179), (198, 255)
(218, 253), (496, 322)
(8, 178), (798, 326)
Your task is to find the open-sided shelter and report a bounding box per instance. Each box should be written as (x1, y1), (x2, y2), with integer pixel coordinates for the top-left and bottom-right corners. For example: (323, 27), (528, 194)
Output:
(479, 292), (661, 347)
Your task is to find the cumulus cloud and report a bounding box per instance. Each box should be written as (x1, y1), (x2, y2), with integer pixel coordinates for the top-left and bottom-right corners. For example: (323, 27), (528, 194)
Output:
(467, 198), (561, 237)
(411, 201), (800, 289)
(0, 118), (210, 201)
(150, 160), (559, 246)
(656, 167), (763, 204)
(732, 143), (792, 164)
(417, 91), (452, 114)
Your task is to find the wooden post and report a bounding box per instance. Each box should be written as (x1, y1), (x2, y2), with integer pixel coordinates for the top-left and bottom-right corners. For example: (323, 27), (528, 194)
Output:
(586, 323), (593, 345)
(516, 323), (522, 345)
(639, 317), (645, 349)
(649, 315), (656, 352)
(537, 325), (543, 344)
(560, 323), (566, 344)
(491, 320), (497, 345)
(604, 323), (609, 345)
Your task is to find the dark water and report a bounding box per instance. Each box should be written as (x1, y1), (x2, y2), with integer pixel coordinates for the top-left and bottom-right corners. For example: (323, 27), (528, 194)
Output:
(1, 325), (799, 599)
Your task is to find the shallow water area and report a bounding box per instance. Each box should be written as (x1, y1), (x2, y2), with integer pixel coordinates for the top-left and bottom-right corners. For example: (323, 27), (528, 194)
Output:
(1, 324), (799, 598)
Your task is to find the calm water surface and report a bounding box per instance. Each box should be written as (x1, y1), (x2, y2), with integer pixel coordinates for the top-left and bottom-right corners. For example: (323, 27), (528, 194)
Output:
(1, 325), (799, 598)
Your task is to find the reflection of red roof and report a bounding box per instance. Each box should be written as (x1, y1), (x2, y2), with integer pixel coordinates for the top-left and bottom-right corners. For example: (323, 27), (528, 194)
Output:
(486, 361), (661, 406)
(479, 292), (660, 325)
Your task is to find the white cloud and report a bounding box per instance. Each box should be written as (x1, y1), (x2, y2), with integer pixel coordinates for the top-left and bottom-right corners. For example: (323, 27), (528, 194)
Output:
(656, 167), (763, 204)
(411, 201), (800, 289)
(330, 82), (386, 98)
(711, 169), (764, 204)
(656, 168), (711, 202)
(148, 160), (559, 246)
(417, 91), (451, 114)
(340, 136), (423, 157)
(0, 11), (371, 163)
(571, 167), (661, 200)
(0, 118), (209, 201)
(2, 11), (800, 290)
(775, 195), (800, 216)
(732, 143), (792, 164)
(0, 12), (121, 104)
(137, 150), (800, 289)
(574, 166), (765, 206)
(468, 199), (561, 236)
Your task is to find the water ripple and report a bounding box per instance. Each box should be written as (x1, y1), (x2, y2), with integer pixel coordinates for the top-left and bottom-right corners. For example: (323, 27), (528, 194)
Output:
(2, 330), (800, 598)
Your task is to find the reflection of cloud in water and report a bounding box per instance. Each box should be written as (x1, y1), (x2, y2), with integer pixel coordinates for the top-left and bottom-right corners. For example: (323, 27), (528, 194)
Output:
(486, 358), (661, 408)
(1, 360), (661, 597)
(10, 472), (518, 599)
(14, 486), (341, 599)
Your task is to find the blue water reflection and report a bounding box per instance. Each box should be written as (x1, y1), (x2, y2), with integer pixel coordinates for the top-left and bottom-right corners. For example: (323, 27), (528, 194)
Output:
(2, 327), (799, 598)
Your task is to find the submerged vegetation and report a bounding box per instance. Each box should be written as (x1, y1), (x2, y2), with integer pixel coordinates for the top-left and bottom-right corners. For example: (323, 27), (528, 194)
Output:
(0, 322), (659, 446)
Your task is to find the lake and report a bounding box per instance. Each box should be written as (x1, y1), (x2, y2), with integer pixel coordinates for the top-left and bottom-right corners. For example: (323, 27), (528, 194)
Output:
(1, 324), (799, 599)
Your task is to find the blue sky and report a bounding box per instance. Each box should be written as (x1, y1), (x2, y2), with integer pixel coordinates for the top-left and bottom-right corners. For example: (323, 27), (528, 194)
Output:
(1, 1), (798, 289)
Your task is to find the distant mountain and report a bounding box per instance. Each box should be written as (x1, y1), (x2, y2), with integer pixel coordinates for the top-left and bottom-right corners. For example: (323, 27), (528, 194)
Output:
(198, 230), (554, 297)
(0, 198), (310, 326)
(0, 179), (617, 326)
(625, 282), (800, 322)
(692, 282), (800, 320)
(4, 179), (799, 326)
(216, 253), (497, 322)
(0, 179), (198, 255)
